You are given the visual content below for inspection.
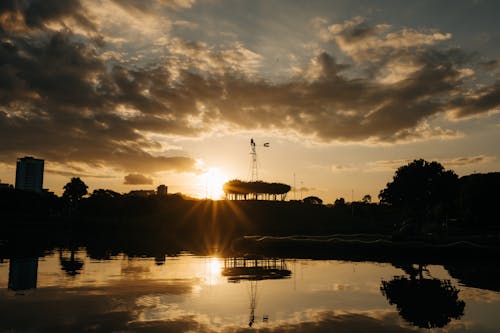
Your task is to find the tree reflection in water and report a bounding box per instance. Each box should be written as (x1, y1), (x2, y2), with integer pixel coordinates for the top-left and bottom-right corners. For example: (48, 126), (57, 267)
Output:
(446, 263), (500, 292)
(381, 264), (465, 329)
(59, 248), (84, 277)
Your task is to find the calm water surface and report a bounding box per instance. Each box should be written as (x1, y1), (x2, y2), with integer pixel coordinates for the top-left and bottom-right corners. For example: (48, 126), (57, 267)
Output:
(1, 250), (500, 332)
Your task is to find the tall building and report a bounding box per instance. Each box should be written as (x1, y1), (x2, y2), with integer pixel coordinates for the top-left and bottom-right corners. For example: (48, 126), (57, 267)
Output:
(15, 156), (44, 193)
(157, 184), (168, 197)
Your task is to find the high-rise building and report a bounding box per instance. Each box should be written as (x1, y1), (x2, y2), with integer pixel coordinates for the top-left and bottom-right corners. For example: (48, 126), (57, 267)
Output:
(157, 184), (168, 197)
(15, 156), (44, 193)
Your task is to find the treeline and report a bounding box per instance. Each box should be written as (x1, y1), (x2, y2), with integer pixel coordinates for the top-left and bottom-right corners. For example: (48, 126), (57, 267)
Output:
(223, 179), (291, 200)
(1, 161), (499, 240)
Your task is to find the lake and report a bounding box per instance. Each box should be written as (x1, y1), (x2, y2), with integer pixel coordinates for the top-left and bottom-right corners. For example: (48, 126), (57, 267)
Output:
(1, 249), (500, 332)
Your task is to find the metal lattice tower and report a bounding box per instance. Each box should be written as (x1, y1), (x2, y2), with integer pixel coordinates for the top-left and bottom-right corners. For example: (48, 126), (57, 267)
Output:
(250, 139), (257, 181)
(250, 138), (269, 182)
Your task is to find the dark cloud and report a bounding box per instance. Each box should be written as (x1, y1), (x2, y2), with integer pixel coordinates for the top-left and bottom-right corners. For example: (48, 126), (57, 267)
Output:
(208, 51), (464, 142)
(109, 0), (195, 13)
(442, 155), (496, 167)
(449, 80), (500, 119)
(45, 169), (116, 179)
(0, 0), (95, 32)
(0, 31), (198, 173)
(1, 10), (499, 173)
(124, 173), (154, 185)
(369, 155), (495, 171)
(480, 59), (500, 71)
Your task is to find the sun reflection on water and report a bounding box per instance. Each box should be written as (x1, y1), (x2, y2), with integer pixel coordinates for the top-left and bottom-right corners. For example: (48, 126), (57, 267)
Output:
(204, 257), (223, 286)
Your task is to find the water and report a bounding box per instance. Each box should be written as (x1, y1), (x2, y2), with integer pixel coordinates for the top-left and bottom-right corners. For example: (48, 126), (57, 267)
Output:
(1, 249), (500, 332)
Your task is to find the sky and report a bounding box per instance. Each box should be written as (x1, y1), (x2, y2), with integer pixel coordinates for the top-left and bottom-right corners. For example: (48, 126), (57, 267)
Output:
(1, 0), (499, 202)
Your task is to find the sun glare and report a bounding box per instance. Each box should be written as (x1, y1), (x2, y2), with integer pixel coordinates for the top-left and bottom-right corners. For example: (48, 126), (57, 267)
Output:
(199, 167), (229, 200)
(204, 257), (223, 286)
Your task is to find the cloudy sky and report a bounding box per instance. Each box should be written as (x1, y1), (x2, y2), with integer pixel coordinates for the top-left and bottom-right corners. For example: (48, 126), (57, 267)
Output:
(1, 0), (499, 201)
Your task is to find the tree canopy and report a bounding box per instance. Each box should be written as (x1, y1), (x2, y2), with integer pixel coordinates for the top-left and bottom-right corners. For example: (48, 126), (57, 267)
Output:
(89, 189), (122, 199)
(334, 197), (346, 206)
(303, 196), (323, 205)
(362, 194), (372, 203)
(379, 159), (458, 217)
(223, 180), (291, 200)
(63, 177), (88, 203)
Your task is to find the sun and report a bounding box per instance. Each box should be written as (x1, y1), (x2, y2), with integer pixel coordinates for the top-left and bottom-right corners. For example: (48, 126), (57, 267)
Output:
(199, 167), (229, 200)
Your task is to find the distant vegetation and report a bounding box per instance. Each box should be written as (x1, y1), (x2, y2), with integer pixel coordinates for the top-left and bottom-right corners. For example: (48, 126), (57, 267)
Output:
(1, 159), (499, 242)
(302, 196), (323, 205)
(223, 179), (291, 200)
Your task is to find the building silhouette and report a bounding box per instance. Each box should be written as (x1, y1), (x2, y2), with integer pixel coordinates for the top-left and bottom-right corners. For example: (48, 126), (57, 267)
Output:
(157, 184), (168, 197)
(15, 156), (44, 193)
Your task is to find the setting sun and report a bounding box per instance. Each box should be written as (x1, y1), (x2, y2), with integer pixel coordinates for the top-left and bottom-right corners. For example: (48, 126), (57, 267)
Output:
(199, 167), (229, 200)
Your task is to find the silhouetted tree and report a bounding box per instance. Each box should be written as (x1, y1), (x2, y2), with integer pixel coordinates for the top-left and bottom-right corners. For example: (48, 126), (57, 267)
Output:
(362, 194), (372, 203)
(334, 197), (345, 206)
(381, 264), (465, 329)
(223, 180), (291, 200)
(303, 196), (323, 205)
(458, 172), (500, 226)
(63, 177), (88, 205)
(59, 248), (84, 277)
(80, 188), (123, 216)
(89, 189), (121, 199)
(379, 159), (458, 232)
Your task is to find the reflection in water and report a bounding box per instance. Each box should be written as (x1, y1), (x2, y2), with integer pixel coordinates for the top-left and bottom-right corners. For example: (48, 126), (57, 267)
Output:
(222, 256), (291, 327)
(154, 255), (165, 265)
(381, 264), (465, 329)
(8, 257), (38, 291)
(59, 248), (84, 277)
(222, 256), (291, 282)
(1, 250), (499, 332)
(446, 263), (500, 292)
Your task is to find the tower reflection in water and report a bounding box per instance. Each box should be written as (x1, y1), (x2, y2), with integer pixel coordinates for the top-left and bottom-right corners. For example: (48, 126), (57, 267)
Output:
(222, 256), (291, 327)
(8, 257), (38, 292)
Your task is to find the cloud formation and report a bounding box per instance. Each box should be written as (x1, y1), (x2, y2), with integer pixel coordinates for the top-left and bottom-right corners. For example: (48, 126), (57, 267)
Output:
(124, 173), (154, 185)
(327, 16), (452, 63)
(109, 0), (196, 12)
(0, 28), (197, 173)
(0, 0), (95, 32)
(442, 155), (496, 168)
(368, 155), (496, 171)
(1, 3), (499, 175)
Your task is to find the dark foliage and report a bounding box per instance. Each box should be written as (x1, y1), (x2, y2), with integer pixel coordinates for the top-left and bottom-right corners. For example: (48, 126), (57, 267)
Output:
(0, 187), (62, 219)
(63, 177), (88, 204)
(223, 180), (291, 200)
(379, 159), (458, 229)
(458, 172), (500, 227)
(303, 196), (323, 205)
(334, 197), (345, 207)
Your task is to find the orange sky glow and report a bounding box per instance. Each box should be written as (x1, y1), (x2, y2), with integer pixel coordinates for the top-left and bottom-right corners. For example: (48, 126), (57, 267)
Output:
(0, 0), (499, 203)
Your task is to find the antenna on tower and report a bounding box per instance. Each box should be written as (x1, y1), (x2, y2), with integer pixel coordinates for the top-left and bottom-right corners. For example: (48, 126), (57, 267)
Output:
(250, 138), (270, 182)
